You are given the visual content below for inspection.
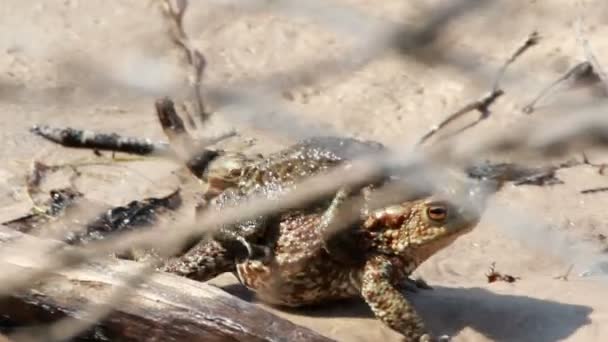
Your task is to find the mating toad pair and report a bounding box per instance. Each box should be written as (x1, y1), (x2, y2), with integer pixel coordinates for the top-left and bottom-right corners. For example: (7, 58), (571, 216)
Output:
(156, 136), (490, 342)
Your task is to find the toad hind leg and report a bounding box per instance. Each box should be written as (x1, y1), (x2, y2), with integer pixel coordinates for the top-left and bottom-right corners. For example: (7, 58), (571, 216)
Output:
(160, 240), (237, 282)
(210, 188), (278, 263)
(360, 255), (431, 342)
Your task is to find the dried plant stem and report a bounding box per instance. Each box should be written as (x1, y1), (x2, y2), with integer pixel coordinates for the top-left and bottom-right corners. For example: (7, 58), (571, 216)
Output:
(580, 187), (608, 195)
(576, 18), (608, 94)
(492, 31), (541, 92)
(554, 264), (574, 281)
(158, 0), (209, 123)
(417, 89), (504, 145)
(31, 125), (175, 158)
(522, 61), (598, 114)
(523, 21), (607, 114)
(155, 97), (229, 179)
(418, 31), (539, 145)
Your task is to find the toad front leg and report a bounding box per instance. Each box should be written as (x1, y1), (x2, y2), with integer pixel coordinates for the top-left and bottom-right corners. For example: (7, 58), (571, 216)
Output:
(360, 255), (431, 342)
(317, 187), (369, 265)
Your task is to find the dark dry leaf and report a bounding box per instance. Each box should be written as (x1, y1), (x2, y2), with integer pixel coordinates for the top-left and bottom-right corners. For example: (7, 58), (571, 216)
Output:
(486, 262), (521, 283)
(66, 189), (182, 246)
(2, 188), (83, 234)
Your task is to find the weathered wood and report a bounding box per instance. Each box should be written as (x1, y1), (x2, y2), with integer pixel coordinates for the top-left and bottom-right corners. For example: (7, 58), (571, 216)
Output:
(0, 227), (334, 342)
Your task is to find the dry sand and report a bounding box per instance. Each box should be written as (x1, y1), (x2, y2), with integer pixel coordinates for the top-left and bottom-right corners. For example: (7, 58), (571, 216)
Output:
(1, 1), (608, 341)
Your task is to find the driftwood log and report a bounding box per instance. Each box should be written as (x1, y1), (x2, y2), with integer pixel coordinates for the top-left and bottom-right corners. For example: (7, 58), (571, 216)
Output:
(0, 227), (334, 342)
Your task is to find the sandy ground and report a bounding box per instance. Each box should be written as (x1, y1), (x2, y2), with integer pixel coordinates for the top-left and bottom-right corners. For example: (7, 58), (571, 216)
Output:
(2, 0), (608, 341)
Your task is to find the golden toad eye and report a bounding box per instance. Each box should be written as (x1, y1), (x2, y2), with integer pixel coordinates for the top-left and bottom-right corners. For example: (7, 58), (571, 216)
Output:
(426, 205), (448, 221)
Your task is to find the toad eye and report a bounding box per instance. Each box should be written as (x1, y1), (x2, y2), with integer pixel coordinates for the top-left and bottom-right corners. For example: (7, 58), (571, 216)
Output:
(426, 205), (448, 221)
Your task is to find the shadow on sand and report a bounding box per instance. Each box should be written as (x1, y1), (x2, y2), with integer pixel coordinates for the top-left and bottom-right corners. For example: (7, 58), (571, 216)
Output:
(221, 283), (592, 342)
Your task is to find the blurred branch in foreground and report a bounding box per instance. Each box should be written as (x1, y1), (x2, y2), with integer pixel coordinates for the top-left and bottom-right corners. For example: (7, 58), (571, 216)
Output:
(0, 227), (333, 342)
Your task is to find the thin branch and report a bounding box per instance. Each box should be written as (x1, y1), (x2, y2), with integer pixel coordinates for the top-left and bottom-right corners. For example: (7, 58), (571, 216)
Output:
(418, 89), (504, 145)
(155, 96), (195, 155)
(492, 31), (541, 92)
(522, 61), (599, 114)
(30, 121), (235, 180)
(576, 18), (608, 94)
(158, 0), (209, 123)
(418, 31), (539, 145)
(554, 264), (574, 281)
(30, 125), (174, 158)
(523, 21), (607, 114)
(581, 151), (607, 175)
(154, 97), (234, 179)
(581, 187), (608, 195)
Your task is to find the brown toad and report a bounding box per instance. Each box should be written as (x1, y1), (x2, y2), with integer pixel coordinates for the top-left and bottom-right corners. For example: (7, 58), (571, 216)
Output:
(237, 194), (480, 342)
(160, 136), (488, 341)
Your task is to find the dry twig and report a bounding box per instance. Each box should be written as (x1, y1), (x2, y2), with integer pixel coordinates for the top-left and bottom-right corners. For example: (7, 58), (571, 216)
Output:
(580, 187), (608, 195)
(522, 62), (601, 114)
(523, 21), (607, 114)
(576, 18), (608, 94)
(154, 97), (234, 179)
(492, 31), (541, 92)
(31, 125), (174, 158)
(575, 152), (608, 194)
(486, 262), (520, 283)
(417, 90), (504, 145)
(554, 264), (575, 281)
(418, 31), (540, 145)
(158, 0), (208, 123)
